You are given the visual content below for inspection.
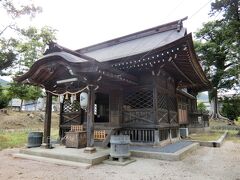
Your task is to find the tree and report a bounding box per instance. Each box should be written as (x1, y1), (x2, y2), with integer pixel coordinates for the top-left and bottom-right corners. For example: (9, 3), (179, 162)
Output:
(16, 26), (56, 72)
(0, 1), (57, 110)
(0, 0), (42, 74)
(7, 82), (42, 111)
(195, 0), (240, 119)
(7, 26), (56, 111)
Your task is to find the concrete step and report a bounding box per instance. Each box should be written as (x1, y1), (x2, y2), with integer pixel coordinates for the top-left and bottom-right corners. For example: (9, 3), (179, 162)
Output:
(13, 153), (91, 169)
(19, 147), (109, 165)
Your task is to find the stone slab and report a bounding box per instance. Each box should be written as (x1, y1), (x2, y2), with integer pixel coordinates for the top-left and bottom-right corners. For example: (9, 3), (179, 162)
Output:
(13, 153), (91, 169)
(130, 142), (199, 161)
(19, 145), (109, 165)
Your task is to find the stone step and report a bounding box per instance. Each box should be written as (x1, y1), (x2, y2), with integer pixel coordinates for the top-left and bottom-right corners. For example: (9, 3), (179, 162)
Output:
(13, 153), (91, 169)
(19, 147), (109, 165)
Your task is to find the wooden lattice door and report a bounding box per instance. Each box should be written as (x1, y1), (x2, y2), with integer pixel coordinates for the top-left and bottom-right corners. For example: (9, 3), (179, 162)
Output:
(157, 91), (177, 125)
(59, 98), (83, 138)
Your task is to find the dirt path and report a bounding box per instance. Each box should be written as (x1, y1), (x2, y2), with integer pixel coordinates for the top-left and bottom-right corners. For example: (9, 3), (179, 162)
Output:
(0, 141), (239, 180)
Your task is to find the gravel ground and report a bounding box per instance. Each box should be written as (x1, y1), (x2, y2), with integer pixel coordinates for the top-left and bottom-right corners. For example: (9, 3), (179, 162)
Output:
(0, 141), (239, 180)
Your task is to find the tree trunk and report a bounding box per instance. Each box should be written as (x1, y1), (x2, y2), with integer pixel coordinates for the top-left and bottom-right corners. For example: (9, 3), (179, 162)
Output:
(209, 88), (228, 120)
(34, 100), (38, 111)
(19, 99), (23, 112)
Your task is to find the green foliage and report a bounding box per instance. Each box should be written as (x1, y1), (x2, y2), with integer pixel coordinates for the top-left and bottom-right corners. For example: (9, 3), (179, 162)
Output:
(221, 96), (240, 120)
(0, 0), (56, 77)
(0, 37), (18, 75)
(195, 0), (240, 102)
(197, 102), (207, 112)
(7, 82), (42, 105)
(195, 20), (239, 90)
(0, 85), (10, 109)
(17, 26), (57, 70)
(0, 0), (42, 74)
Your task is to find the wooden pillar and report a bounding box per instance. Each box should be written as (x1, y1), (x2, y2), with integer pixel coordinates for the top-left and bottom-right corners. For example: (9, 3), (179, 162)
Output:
(86, 85), (95, 147)
(154, 129), (160, 145)
(59, 102), (64, 138)
(169, 129), (172, 141)
(44, 92), (52, 144)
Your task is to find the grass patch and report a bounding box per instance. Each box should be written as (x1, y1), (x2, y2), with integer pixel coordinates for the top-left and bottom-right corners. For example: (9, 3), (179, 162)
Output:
(209, 119), (227, 127)
(0, 128), (59, 151)
(234, 119), (240, 126)
(226, 130), (240, 143)
(51, 128), (59, 140)
(0, 130), (29, 150)
(188, 131), (223, 141)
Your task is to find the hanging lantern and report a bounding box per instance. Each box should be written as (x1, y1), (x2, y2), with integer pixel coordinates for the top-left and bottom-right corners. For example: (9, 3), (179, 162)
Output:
(59, 95), (64, 103)
(80, 92), (88, 109)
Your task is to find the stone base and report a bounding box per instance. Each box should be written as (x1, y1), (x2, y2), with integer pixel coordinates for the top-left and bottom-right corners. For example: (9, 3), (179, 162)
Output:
(103, 158), (136, 166)
(41, 143), (53, 149)
(84, 147), (96, 154)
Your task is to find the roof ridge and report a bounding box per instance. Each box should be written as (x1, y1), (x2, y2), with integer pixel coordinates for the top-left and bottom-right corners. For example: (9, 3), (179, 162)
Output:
(76, 17), (188, 54)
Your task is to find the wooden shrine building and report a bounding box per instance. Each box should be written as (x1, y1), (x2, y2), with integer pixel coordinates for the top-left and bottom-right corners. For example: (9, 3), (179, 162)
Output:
(16, 18), (211, 148)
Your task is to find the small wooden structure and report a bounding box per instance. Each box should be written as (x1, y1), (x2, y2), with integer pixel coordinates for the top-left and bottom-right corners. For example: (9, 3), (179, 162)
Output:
(65, 125), (86, 148)
(15, 18), (211, 148)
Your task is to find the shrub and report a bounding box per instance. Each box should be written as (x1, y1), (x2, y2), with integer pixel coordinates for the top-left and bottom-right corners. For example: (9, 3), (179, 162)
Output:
(0, 86), (10, 109)
(221, 96), (240, 120)
(197, 102), (207, 112)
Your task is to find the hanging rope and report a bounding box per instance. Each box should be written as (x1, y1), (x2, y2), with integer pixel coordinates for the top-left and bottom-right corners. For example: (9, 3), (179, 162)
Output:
(45, 85), (88, 96)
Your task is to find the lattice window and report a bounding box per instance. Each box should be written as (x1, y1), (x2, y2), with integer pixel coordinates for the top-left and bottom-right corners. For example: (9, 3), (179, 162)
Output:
(168, 96), (177, 111)
(121, 129), (155, 143)
(157, 93), (167, 109)
(63, 100), (80, 112)
(158, 109), (168, 123)
(123, 89), (153, 110)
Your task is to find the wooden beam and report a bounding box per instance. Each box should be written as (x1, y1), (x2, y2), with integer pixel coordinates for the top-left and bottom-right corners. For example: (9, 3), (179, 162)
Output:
(86, 85), (95, 147)
(171, 61), (194, 85)
(44, 92), (52, 146)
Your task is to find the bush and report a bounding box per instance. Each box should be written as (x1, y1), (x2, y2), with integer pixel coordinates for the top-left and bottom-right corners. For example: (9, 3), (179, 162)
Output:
(221, 96), (240, 120)
(197, 102), (207, 112)
(0, 86), (10, 109)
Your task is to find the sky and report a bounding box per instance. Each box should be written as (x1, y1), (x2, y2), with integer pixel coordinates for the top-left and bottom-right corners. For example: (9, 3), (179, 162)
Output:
(24, 0), (214, 50)
(1, 0), (216, 81)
